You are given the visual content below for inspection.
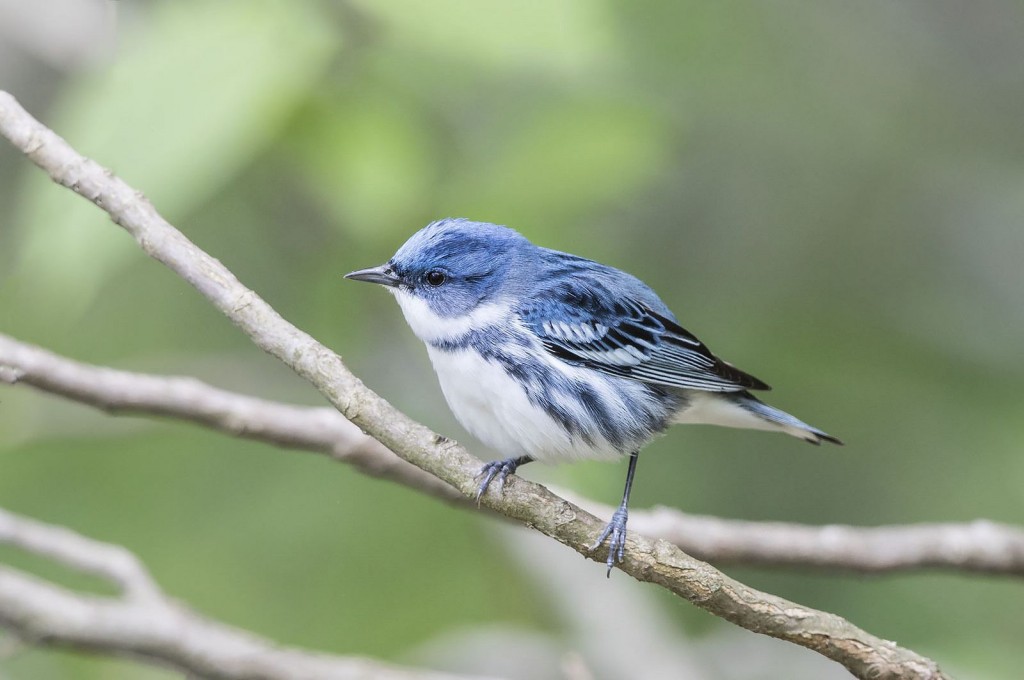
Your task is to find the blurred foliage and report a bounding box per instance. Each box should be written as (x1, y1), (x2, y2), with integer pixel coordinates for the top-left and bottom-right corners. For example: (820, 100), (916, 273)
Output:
(1, 0), (1023, 678)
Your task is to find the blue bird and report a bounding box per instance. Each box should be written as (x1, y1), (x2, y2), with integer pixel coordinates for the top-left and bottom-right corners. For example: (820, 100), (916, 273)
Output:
(346, 218), (841, 574)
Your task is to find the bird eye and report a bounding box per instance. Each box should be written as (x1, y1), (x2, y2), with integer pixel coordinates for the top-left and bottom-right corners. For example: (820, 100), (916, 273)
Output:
(425, 270), (447, 287)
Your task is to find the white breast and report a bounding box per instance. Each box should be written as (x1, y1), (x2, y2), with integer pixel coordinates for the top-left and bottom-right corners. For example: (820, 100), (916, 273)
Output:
(392, 289), (639, 462)
(424, 345), (625, 463)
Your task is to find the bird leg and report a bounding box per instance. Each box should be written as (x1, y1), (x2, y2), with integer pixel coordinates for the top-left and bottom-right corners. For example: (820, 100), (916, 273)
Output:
(475, 455), (534, 503)
(590, 451), (639, 576)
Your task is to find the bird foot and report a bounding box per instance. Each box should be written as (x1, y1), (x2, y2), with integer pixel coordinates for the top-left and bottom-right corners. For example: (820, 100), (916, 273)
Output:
(475, 457), (522, 504)
(589, 506), (629, 577)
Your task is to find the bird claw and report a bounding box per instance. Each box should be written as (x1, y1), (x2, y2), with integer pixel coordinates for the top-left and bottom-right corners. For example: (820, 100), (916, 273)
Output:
(474, 458), (520, 504)
(589, 507), (629, 577)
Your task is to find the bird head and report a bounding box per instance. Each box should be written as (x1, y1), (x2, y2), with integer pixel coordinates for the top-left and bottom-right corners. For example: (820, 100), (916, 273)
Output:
(345, 218), (531, 341)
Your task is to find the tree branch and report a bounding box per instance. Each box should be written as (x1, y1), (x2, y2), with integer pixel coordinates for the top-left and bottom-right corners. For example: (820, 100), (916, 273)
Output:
(0, 508), (491, 680)
(623, 505), (1024, 576)
(5, 332), (1023, 578)
(0, 333), (463, 505)
(0, 89), (952, 679)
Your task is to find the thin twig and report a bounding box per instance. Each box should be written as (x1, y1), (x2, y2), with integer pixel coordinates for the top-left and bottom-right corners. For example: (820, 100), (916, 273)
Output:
(0, 507), (160, 601)
(0, 89), (952, 679)
(625, 506), (1024, 575)
(4, 332), (1023, 577)
(0, 509), (492, 680)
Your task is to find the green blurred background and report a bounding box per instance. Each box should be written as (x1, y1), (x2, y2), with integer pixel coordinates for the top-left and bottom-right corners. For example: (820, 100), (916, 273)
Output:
(1, 1), (1023, 678)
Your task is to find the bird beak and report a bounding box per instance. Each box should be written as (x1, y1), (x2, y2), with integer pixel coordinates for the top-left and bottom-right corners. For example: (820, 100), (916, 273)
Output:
(344, 264), (401, 287)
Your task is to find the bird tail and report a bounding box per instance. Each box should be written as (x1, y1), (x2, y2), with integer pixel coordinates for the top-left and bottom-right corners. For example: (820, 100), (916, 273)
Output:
(673, 390), (843, 445)
(732, 391), (843, 445)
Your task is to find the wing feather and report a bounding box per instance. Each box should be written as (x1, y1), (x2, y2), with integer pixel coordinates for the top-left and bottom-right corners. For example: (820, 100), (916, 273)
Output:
(521, 279), (769, 393)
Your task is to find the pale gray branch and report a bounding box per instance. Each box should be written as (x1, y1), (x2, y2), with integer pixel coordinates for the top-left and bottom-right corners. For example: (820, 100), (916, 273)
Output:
(0, 333), (462, 504)
(0, 89), (952, 679)
(0, 507), (160, 601)
(0, 509), (487, 680)
(626, 506), (1024, 576)
(4, 332), (1023, 578)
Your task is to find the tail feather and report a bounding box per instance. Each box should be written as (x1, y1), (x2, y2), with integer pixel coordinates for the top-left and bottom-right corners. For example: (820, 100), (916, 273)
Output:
(733, 391), (843, 445)
(673, 390), (843, 445)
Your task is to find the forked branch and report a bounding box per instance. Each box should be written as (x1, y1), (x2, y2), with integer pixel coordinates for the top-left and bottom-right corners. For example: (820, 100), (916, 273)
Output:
(0, 508), (491, 680)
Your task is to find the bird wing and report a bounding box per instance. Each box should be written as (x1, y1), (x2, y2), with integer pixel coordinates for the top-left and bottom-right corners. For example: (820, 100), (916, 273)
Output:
(520, 281), (770, 393)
